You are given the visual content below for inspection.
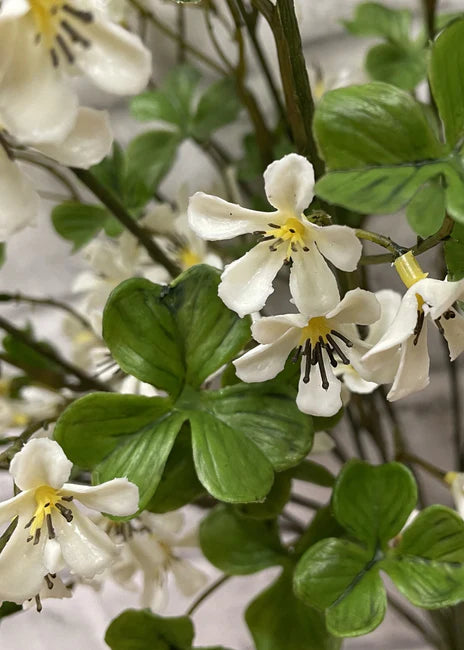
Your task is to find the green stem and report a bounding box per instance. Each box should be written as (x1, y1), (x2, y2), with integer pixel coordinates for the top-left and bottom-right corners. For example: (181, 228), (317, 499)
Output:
(14, 151), (80, 201)
(177, 4), (187, 64)
(186, 575), (230, 616)
(356, 228), (405, 255)
(71, 168), (180, 277)
(422, 0), (438, 41)
(0, 420), (52, 464)
(412, 214), (454, 256)
(0, 292), (91, 330)
(398, 451), (447, 482)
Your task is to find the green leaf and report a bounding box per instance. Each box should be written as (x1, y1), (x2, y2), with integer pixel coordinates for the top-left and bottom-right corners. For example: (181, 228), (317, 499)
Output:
(445, 235), (464, 280)
(54, 392), (172, 468)
(105, 609), (194, 650)
(103, 278), (185, 397)
(332, 460), (417, 548)
(52, 202), (110, 251)
(343, 2), (411, 43)
(293, 506), (344, 557)
(246, 569), (340, 650)
(200, 505), (285, 574)
(406, 180), (446, 237)
(383, 505), (464, 608)
(94, 411), (187, 511)
(191, 79), (240, 141)
(235, 472), (291, 519)
(0, 601), (21, 621)
(190, 410), (274, 503)
(429, 18), (464, 147)
(366, 43), (426, 90)
(0, 243), (6, 268)
(126, 130), (180, 194)
(294, 538), (386, 638)
(291, 459), (335, 488)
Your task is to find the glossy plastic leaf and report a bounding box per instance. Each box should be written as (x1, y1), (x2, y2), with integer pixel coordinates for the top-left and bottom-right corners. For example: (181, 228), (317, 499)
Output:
(105, 609), (194, 650)
(445, 225), (464, 280)
(126, 130), (180, 193)
(200, 505), (285, 574)
(294, 538), (386, 638)
(190, 410), (274, 503)
(51, 202), (110, 251)
(235, 472), (291, 519)
(246, 569), (340, 650)
(332, 460), (417, 548)
(293, 506), (344, 557)
(54, 392), (172, 468)
(366, 43), (426, 90)
(343, 3), (411, 42)
(383, 505), (464, 608)
(191, 79), (241, 141)
(406, 180), (446, 237)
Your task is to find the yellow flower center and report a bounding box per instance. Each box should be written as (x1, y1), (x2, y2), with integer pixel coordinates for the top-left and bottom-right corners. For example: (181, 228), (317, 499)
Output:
(12, 412), (30, 427)
(179, 248), (202, 270)
(262, 217), (310, 260)
(25, 485), (74, 545)
(299, 316), (332, 347)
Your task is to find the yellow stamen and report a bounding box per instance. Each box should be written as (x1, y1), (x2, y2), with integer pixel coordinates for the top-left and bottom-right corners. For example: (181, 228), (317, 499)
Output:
(265, 217), (308, 259)
(299, 316), (332, 346)
(30, 0), (64, 48)
(179, 248), (201, 270)
(29, 486), (61, 539)
(12, 413), (29, 427)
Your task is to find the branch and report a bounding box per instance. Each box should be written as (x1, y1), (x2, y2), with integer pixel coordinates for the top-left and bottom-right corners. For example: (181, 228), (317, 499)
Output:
(186, 575), (230, 616)
(0, 292), (91, 330)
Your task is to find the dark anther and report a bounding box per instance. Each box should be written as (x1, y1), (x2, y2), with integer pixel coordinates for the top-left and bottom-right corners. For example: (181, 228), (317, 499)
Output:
(269, 238), (283, 251)
(33, 527), (41, 546)
(435, 318), (444, 335)
(260, 235), (275, 242)
(50, 48), (59, 68)
(443, 309), (456, 320)
(303, 349), (312, 383)
(289, 228), (295, 233)
(45, 574), (54, 590)
(61, 496), (74, 502)
(253, 230), (265, 235)
(316, 344), (329, 390)
(63, 4), (93, 23)
(292, 345), (302, 363)
(46, 513), (55, 540)
(44, 503), (50, 508)
(35, 594), (42, 613)
(303, 246), (310, 252)
(311, 342), (319, 365)
(291, 242), (297, 252)
(60, 20), (91, 48)
(267, 223), (280, 229)
(56, 503), (73, 522)
(26, 535), (33, 543)
(413, 310), (425, 346)
(325, 344), (338, 368)
(56, 34), (75, 64)
(326, 334), (350, 365)
(330, 330), (353, 348)
(318, 335), (326, 348)
(24, 515), (36, 529)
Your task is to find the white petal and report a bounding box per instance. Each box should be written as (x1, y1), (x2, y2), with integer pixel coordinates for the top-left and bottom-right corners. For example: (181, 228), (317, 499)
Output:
(0, 491), (32, 526)
(450, 475), (464, 519)
(10, 439), (72, 491)
(296, 352), (342, 417)
(0, 150), (39, 239)
(0, 18), (17, 83)
(0, 16), (78, 144)
(328, 288), (380, 325)
(76, 19), (151, 95)
(312, 224), (362, 271)
(387, 323), (430, 402)
(311, 431), (335, 454)
(0, 0), (29, 21)
(366, 289), (402, 346)
(263, 154), (314, 214)
(143, 572), (168, 612)
(141, 511), (184, 537)
(289, 246), (340, 317)
(252, 314), (306, 344)
(234, 329), (301, 382)
(416, 278), (464, 319)
(171, 559), (207, 597)
(54, 507), (118, 579)
(188, 192), (275, 240)
(218, 242), (286, 317)
(342, 368), (378, 394)
(441, 311), (464, 361)
(62, 478), (139, 516)
(36, 108), (113, 169)
(43, 538), (65, 575)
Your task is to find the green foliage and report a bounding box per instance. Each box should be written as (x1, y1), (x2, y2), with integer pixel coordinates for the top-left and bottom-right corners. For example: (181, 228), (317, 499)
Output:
(235, 472), (292, 519)
(56, 266), (313, 507)
(406, 180), (446, 237)
(0, 601), (21, 622)
(291, 459), (335, 488)
(445, 223), (464, 280)
(105, 610), (194, 650)
(51, 202), (118, 251)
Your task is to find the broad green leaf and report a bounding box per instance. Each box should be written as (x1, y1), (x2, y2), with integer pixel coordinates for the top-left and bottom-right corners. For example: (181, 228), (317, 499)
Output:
(103, 279), (185, 397)
(126, 130), (180, 194)
(445, 229), (464, 280)
(190, 410), (274, 503)
(429, 18), (464, 146)
(406, 180), (446, 237)
(164, 265), (251, 388)
(332, 460), (417, 548)
(54, 392), (172, 468)
(343, 3), (411, 43)
(293, 506), (344, 557)
(366, 43), (426, 90)
(202, 383), (313, 470)
(383, 506), (464, 608)
(191, 79), (241, 141)
(246, 569), (340, 650)
(105, 609), (194, 650)
(294, 538), (386, 638)
(235, 471), (292, 519)
(200, 505), (285, 574)
(51, 202), (110, 251)
(0, 601), (21, 622)
(93, 411), (187, 511)
(292, 459), (335, 487)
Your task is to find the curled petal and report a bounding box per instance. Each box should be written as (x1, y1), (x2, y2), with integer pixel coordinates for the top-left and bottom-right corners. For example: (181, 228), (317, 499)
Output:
(76, 20), (151, 95)
(296, 354), (342, 417)
(366, 289), (402, 346)
(252, 314), (306, 344)
(387, 323), (430, 402)
(0, 150), (39, 240)
(234, 329), (301, 383)
(36, 108), (113, 169)
(416, 278), (464, 319)
(312, 224), (362, 272)
(341, 368), (378, 394)
(188, 192), (274, 240)
(62, 478), (139, 517)
(219, 242), (286, 317)
(289, 246), (340, 317)
(440, 311), (464, 361)
(263, 154), (314, 214)
(10, 439), (72, 491)
(328, 288), (380, 325)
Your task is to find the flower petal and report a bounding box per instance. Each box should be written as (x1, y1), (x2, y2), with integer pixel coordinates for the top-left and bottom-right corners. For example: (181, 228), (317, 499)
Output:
(234, 329), (301, 382)
(450, 474), (464, 519)
(366, 289), (402, 346)
(328, 288), (380, 325)
(312, 224), (362, 271)
(0, 150), (39, 239)
(341, 367), (378, 394)
(0, 491), (32, 527)
(416, 278), (464, 319)
(75, 19), (151, 95)
(10, 439), (72, 491)
(36, 108), (113, 169)
(0, 17), (17, 82)
(289, 246), (340, 317)
(62, 478), (139, 517)
(188, 192), (274, 240)
(0, 15), (78, 144)
(219, 242), (286, 317)
(263, 154), (314, 214)
(296, 353), (342, 417)
(440, 311), (464, 361)
(251, 314), (306, 344)
(171, 558), (207, 597)
(387, 322), (430, 402)
(53, 507), (118, 579)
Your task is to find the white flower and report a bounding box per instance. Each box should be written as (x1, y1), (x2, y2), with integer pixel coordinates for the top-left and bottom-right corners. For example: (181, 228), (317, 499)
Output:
(0, 0), (151, 144)
(188, 154), (362, 317)
(23, 575), (71, 611)
(0, 382), (64, 434)
(446, 472), (464, 518)
(0, 438), (139, 604)
(234, 284), (380, 417)
(0, 107), (112, 239)
(362, 252), (464, 402)
(109, 511), (207, 611)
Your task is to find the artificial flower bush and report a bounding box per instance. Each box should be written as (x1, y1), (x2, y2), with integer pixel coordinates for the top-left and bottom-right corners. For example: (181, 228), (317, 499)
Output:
(2, 1), (464, 649)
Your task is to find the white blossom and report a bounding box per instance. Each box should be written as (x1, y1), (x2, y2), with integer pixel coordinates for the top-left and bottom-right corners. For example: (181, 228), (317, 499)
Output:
(0, 382), (65, 434)
(446, 472), (464, 519)
(0, 438), (139, 604)
(188, 154), (362, 317)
